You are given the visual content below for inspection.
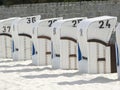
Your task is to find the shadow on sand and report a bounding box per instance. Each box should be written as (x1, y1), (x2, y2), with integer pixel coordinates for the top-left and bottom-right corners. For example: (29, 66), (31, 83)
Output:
(22, 71), (82, 79)
(0, 63), (35, 68)
(0, 60), (13, 63)
(0, 59), (119, 85)
(57, 76), (119, 85)
(22, 72), (119, 85)
(0, 66), (52, 73)
(0, 59), (52, 73)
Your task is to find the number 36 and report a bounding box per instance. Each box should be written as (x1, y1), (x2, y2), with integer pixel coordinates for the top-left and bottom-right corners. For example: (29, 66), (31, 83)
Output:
(27, 17), (36, 24)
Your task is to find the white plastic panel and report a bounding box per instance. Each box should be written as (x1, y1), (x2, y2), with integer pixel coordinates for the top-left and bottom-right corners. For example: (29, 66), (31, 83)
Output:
(0, 18), (18, 59)
(12, 15), (41, 61)
(116, 23), (120, 76)
(52, 17), (87, 70)
(78, 16), (117, 74)
(88, 18), (116, 43)
(51, 21), (62, 69)
(32, 17), (62, 65)
(77, 20), (88, 73)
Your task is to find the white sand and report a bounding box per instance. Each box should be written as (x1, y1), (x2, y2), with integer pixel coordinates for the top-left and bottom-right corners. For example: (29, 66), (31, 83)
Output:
(0, 59), (120, 90)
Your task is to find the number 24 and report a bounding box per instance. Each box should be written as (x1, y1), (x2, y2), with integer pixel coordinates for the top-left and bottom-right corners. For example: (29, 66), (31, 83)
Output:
(99, 20), (111, 28)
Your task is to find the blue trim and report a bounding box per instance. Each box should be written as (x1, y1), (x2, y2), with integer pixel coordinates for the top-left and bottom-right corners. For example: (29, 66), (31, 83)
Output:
(78, 43), (82, 61)
(32, 43), (35, 55)
(12, 40), (14, 52)
(116, 45), (119, 66)
(51, 42), (53, 59)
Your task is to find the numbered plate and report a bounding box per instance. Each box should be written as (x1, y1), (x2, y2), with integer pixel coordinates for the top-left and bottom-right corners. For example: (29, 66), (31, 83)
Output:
(72, 19), (83, 27)
(26, 17), (37, 24)
(48, 19), (58, 27)
(60, 18), (87, 39)
(36, 17), (62, 37)
(2, 26), (11, 33)
(88, 17), (117, 43)
(0, 18), (18, 34)
(17, 15), (41, 34)
(79, 16), (117, 43)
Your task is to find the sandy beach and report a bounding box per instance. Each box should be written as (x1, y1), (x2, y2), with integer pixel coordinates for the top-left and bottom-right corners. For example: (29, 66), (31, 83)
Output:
(0, 59), (120, 90)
